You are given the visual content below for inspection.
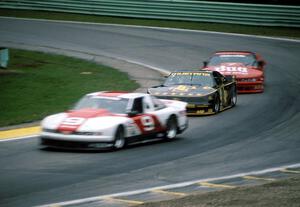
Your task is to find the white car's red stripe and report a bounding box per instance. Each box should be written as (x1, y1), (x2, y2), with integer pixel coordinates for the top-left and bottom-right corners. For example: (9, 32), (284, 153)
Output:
(57, 109), (114, 133)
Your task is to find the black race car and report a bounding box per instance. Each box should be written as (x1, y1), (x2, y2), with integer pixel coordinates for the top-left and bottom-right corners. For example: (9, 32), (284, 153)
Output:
(147, 71), (237, 115)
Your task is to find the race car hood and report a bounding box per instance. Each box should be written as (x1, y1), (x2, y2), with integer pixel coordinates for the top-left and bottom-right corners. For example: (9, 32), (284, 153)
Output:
(205, 63), (263, 78)
(41, 109), (128, 133)
(66, 108), (112, 118)
(148, 84), (216, 97)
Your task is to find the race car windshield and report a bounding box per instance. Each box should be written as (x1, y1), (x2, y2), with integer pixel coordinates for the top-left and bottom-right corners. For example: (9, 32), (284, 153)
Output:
(208, 54), (257, 66)
(73, 96), (129, 114)
(164, 72), (214, 87)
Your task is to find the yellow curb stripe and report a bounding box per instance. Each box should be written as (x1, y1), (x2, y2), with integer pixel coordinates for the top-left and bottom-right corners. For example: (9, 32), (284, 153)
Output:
(104, 197), (144, 205)
(152, 189), (186, 197)
(280, 169), (300, 174)
(0, 126), (40, 140)
(243, 175), (276, 181)
(199, 182), (236, 189)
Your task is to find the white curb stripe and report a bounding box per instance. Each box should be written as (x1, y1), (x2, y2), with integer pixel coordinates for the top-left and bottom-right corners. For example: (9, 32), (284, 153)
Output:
(37, 163), (300, 207)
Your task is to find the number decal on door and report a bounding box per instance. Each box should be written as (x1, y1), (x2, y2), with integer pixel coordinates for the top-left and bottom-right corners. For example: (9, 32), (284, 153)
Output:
(141, 116), (155, 131)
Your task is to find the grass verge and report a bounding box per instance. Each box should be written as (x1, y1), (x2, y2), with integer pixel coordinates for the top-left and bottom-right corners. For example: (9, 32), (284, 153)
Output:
(1, 9), (300, 39)
(138, 174), (300, 207)
(0, 49), (139, 127)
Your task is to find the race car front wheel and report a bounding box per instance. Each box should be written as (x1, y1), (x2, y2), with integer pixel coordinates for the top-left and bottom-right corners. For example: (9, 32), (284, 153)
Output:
(113, 126), (126, 149)
(230, 88), (237, 107)
(213, 95), (220, 113)
(164, 116), (178, 140)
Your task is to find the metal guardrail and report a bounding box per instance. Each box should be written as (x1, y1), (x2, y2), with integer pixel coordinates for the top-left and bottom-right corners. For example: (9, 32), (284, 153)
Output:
(0, 0), (299, 27)
(0, 48), (9, 68)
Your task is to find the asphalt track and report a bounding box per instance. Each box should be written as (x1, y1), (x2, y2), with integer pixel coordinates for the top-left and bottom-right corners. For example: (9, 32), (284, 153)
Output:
(0, 18), (300, 207)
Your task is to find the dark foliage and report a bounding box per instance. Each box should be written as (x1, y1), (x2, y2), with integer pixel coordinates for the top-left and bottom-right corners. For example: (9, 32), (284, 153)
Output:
(197, 0), (299, 6)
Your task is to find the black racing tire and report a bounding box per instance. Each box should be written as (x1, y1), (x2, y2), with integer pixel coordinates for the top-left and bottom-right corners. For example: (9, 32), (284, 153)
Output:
(230, 87), (237, 107)
(113, 126), (126, 150)
(213, 95), (221, 113)
(164, 116), (178, 140)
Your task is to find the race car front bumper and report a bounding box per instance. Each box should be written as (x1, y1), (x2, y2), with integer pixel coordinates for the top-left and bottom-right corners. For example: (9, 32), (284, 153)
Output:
(186, 104), (215, 115)
(40, 131), (115, 150)
(237, 81), (264, 93)
(40, 138), (115, 150)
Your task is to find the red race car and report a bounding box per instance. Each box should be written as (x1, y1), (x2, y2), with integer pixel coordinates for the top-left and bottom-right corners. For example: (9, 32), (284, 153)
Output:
(202, 51), (266, 93)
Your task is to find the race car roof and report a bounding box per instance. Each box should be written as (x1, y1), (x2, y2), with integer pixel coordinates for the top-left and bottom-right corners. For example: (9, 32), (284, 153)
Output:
(87, 91), (147, 99)
(215, 51), (255, 55)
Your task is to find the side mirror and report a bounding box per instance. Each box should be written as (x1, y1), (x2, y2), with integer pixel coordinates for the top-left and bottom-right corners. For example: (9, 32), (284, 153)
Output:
(126, 110), (139, 117)
(258, 60), (265, 67)
(164, 72), (171, 78)
(222, 77), (227, 83)
(203, 61), (208, 67)
(151, 84), (164, 88)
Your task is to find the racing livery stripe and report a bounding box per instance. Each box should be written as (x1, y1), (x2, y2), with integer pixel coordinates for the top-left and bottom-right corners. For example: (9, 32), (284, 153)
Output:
(57, 109), (114, 133)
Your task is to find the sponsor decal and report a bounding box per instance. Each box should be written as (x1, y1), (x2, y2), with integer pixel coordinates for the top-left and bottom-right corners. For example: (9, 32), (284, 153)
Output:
(58, 117), (86, 132)
(173, 85), (189, 92)
(61, 117), (85, 126)
(171, 85), (197, 93)
(127, 121), (140, 136)
(215, 65), (248, 74)
(173, 72), (210, 76)
(203, 86), (212, 90)
(187, 104), (195, 108)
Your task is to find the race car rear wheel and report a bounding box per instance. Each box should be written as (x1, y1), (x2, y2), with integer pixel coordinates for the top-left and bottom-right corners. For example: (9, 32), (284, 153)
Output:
(213, 95), (220, 113)
(113, 126), (126, 149)
(164, 116), (178, 140)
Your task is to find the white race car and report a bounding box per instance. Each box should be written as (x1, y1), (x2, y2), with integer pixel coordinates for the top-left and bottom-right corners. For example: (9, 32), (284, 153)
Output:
(40, 91), (188, 150)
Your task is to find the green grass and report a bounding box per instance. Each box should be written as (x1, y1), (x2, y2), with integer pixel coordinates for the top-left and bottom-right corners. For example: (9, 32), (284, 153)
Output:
(138, 174), (300, 207)
(0, 49), (139, 127)
(1, 9), (300, 39)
